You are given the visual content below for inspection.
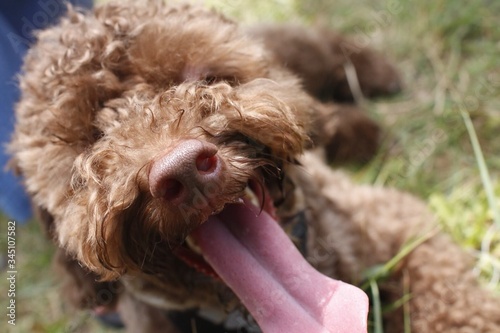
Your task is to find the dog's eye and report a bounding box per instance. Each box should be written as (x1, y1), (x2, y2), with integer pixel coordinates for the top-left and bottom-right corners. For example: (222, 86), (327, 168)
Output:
(91, 127), (104, 142)
(204, 76), (217, 84)
(204, 75), (237, 86)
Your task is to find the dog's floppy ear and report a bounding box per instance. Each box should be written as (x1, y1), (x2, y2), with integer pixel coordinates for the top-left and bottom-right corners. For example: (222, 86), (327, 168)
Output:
(33, 205), (58, 240)
(7, 156), (61, 243)
(33, 204), (122, 311)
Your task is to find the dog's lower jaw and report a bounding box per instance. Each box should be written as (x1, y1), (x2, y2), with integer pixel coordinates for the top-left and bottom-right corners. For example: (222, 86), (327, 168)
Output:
(123, 178), (369, 332)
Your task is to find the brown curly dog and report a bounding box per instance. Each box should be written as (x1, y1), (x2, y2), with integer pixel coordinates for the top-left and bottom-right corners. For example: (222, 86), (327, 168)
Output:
(9, 1), (500, 332)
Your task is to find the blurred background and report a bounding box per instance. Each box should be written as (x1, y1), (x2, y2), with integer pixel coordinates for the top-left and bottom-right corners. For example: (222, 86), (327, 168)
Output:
(1, 0), (499, 332)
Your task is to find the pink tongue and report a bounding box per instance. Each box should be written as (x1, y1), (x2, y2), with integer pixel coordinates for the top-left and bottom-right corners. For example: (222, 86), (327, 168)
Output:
(191, 203), (368, 333)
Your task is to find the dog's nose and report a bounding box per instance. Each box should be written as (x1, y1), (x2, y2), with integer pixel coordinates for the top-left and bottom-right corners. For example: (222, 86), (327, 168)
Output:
(149, 139), (221, 204)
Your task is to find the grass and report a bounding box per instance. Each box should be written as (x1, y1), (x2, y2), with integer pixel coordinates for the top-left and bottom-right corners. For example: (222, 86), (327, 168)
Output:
(1, 0), (499, 332)
(0, 218), (114, 333)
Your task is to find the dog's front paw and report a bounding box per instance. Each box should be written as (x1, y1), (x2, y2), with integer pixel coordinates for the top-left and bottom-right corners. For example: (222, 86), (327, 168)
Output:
(310, 103), (381, 164)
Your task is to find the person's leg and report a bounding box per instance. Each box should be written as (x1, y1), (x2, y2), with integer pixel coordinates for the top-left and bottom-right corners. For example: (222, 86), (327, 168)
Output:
(0, 14), (31, 222)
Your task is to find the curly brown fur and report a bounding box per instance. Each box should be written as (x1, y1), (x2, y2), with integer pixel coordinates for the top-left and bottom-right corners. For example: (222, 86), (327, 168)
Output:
(9, 1), (500, 332)
(297, 153), (500, 332)
(251, 24), (404, 163)
(308, 102), (382, 163)
(250, 24), (402, 102)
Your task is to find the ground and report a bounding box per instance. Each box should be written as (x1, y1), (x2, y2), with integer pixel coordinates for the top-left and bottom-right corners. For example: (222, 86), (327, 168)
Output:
(1, 0), (499, 332)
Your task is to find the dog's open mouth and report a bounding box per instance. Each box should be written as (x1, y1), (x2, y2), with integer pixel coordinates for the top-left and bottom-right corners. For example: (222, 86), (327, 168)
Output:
(176, 179), (369, 332)
(176, 179), (274, 279)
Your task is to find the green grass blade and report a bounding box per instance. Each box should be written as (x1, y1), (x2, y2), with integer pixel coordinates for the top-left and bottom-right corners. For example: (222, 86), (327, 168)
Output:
(362, 228), (439, 289)
(370, 279), (384, 333)
(460, 110), (500, 228)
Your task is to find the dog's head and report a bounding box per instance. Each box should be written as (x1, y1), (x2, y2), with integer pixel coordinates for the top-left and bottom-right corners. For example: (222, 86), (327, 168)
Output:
(10, 3), (371, 329)
(10, 2), (311, 279)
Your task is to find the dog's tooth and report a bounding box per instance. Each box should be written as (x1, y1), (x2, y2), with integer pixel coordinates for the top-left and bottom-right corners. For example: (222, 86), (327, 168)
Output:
(186, 236), (202, 255)
(244, 186), (259, 207)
